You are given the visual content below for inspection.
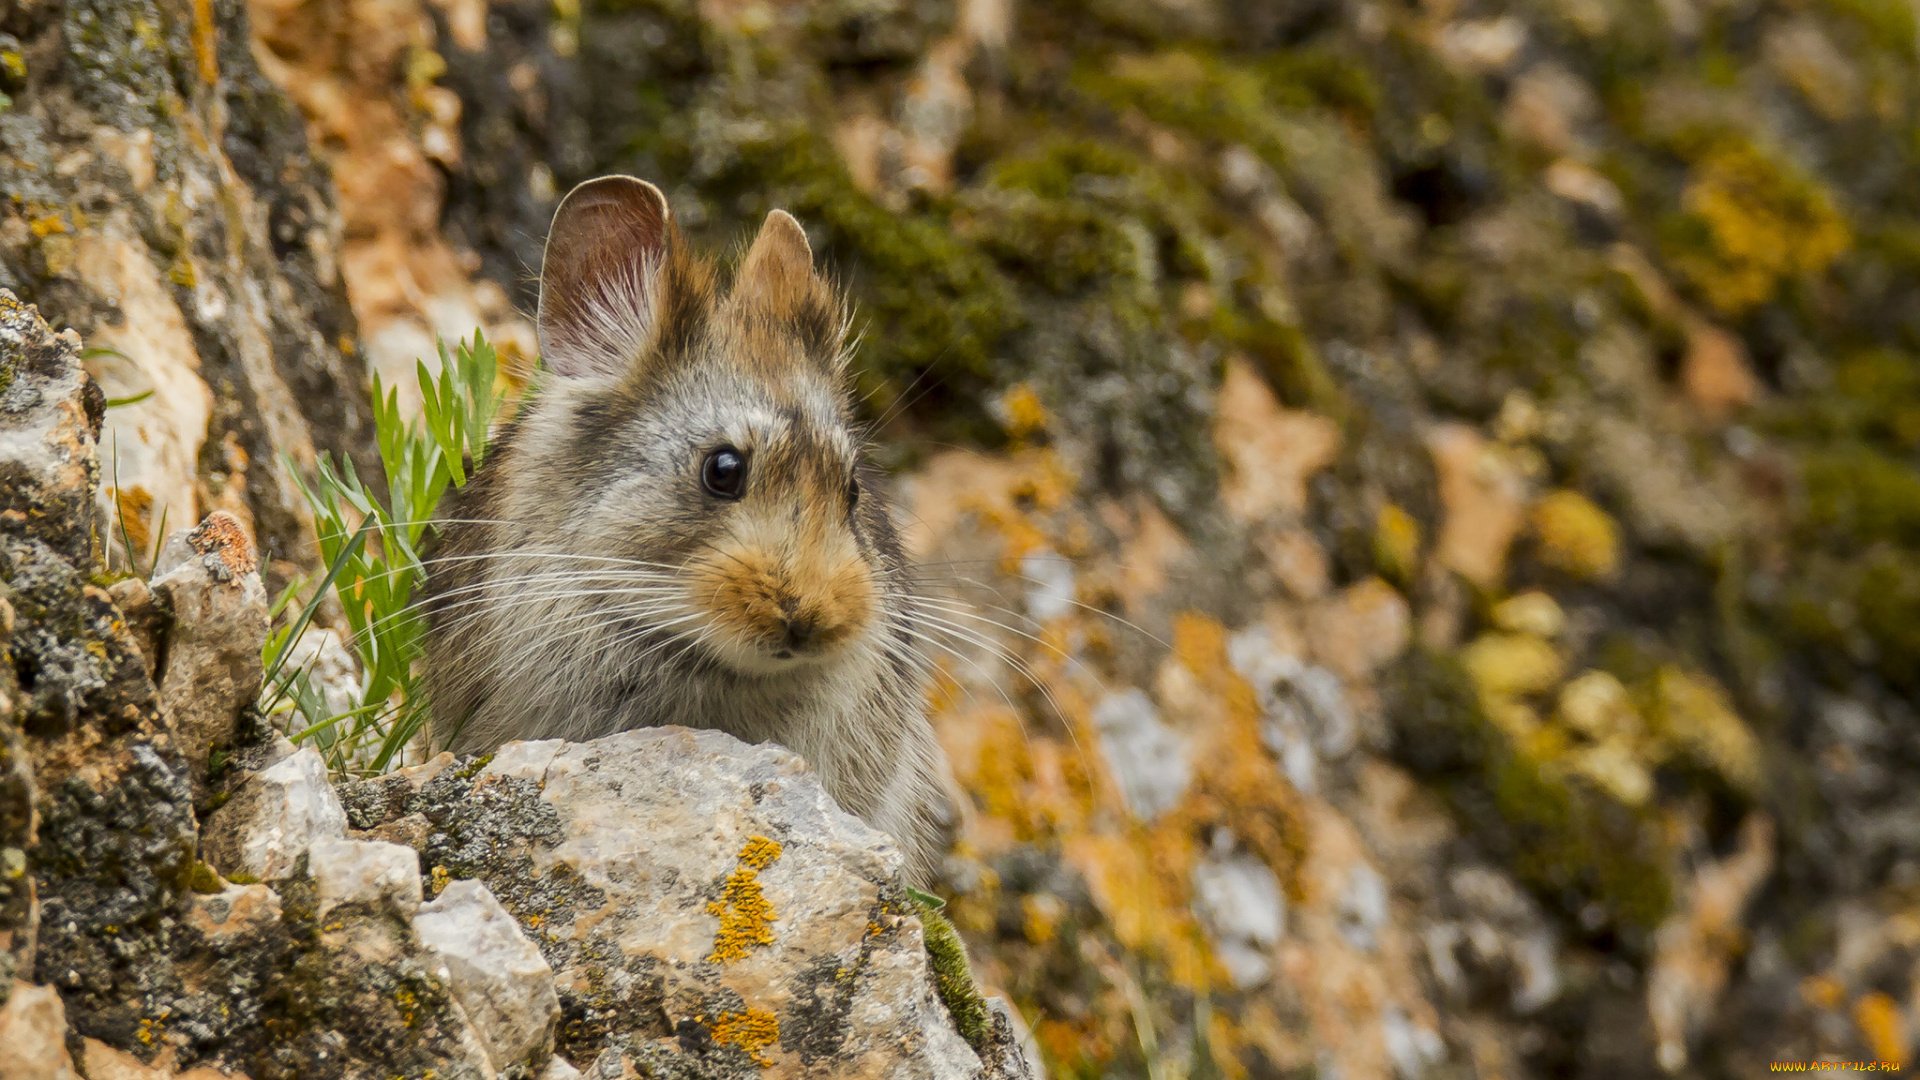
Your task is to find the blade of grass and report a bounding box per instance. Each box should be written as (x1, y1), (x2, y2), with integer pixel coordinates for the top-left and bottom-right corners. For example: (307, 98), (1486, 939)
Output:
(260, 514), (374, 711)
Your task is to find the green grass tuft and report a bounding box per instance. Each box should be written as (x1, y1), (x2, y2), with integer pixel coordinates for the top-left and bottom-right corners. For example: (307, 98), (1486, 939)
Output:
(261, 333), (507, 780)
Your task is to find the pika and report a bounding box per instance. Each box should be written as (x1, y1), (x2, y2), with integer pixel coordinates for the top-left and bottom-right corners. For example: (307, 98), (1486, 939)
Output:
(423, 176), (953, 882)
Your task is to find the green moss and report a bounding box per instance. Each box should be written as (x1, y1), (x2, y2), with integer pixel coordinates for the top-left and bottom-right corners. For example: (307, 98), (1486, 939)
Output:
(1801, 446), (1920, 548)
(451, 752), (495, 780)
(1816, 0), (1917, 51)
(729, 130), (1021, 411)
(1489, 737), (1673, 934)
(187, 860), (225, 894)
(1391, 649), (1674, 937)
(913, 894), (992, 1051)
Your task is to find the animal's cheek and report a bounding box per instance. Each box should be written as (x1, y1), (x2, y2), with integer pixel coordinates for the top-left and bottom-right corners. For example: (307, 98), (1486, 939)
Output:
(812, 561), (878, 643)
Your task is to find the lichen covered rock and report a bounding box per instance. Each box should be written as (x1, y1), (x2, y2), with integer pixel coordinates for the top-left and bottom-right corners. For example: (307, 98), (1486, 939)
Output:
(383, 730), (1031, 1079)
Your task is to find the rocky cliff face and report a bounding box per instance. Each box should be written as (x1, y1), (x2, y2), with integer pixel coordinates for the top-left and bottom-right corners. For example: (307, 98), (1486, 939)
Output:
(0, 0), (375, 580)
(0, 295), (1030, 1078)
(4, 0), (1919, 1076)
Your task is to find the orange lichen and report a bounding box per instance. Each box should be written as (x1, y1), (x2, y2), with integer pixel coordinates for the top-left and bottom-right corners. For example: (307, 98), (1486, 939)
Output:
(1854, 991), (1908, 1062)
(1000, 382), (1050, 441)
(707, 836), (783, 962)
(709, 1007), (780, 1067)
(187, 510), (260, 577)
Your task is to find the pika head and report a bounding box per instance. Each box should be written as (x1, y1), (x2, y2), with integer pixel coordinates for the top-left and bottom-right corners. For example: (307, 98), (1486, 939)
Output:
(524, 175), (890, 677)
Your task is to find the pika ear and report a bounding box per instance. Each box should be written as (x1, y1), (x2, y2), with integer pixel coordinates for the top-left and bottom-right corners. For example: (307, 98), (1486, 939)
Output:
(537, 175), (673, 379)
(735, 209), (844, 363)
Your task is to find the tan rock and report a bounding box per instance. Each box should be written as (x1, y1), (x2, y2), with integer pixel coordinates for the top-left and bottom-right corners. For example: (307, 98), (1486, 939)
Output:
(77, 228), (214, 569)
(1263, 528), (1331, 600)
(0, 982), (79, 1080)
(1308, 578), (1411, 683)
(1215, 357), (1341, 523)
(1647, 815), (1774, 1072)
(151, 513), (269, 787)
(248, 0), (535, 411)
(81, 1040), (243, 1080)
(441, 729), (1030, 1077)
(1680, 317), (1760, 422)
(1427, 424), (1529, 589)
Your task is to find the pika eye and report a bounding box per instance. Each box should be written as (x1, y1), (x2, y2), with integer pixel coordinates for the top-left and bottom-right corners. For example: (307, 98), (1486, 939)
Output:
(846, 474), (860, 513)
(701, 446), (748, 499)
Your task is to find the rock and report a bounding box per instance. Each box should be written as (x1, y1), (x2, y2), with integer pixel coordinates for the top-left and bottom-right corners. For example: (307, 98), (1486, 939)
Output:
(414, 878), (560, 1073)
(1426, 867), (1563, 1014)
(1427, 424), (1529, 590)
(0, 0), (377, 569)
(338, 750), (457, 830)
(1019, 550), (1078, 622)
(0, 593), (32, 993)
(185, 882), (283, 947)
(1462, 633), (1565, 702)
(1091, 689), (1194, 819)
(1307, 578), (1412, 684)
(1437, 16), (1528, 72)
(1680, 318), (1760, 423)
(199, 746), (348, 881)
(411, 728), (1028, 1077)
(278, 627), (361, 724)
(1649, 668), (1762, 795)
(309, 836), (423, 917)
(1191, 848), (1286, 989)
(0, 294), (100, 567)
(150, 513), (269, 788)
(1214, 358), (1341, 523)
(0, 981), (80, 1080)
(79, 1038), (243, 1080)
(1336, 860), (1391, 953)
(1648, 815), (1774, 1071)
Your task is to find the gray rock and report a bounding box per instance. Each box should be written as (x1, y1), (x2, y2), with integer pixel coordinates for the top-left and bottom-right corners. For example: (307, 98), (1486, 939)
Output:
(1191, 846), (1287, 990)
(415, 878), (561, 1073)
(415, 728), (1027, 1077)
(200, 746), (348, 880)
(310, 836), (423, 917)
(1091, 689), (1193, 819)
(0, 292), (100, 567)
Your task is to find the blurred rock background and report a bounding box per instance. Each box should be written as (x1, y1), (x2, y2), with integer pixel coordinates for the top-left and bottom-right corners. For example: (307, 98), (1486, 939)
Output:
(2, 0), (1917, 1074)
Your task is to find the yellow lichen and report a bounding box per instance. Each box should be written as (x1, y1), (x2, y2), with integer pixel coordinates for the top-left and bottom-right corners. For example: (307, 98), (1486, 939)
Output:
(1373, 502), (1422, 585)
(1491, 591), (1567, 638)
(706, 836), (783, 962)
(1667, 137), (1851, 316)
(1648, 667), (1762, 794)
(1556, 670), (1643, 742)
(1462, 633), (1565, 700)
(709, 1007), (780, 1067)
(1530, 489), (1620, 581)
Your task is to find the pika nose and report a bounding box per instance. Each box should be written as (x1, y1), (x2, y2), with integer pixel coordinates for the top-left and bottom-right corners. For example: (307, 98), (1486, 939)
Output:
(781, 612), (819, 650)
